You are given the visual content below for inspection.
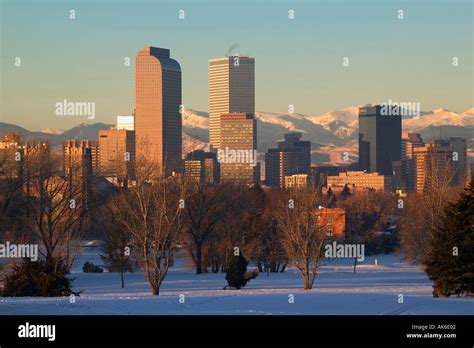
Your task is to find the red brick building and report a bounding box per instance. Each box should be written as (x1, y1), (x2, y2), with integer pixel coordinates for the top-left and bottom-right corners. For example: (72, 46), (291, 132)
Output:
(316, 207), (346, 237)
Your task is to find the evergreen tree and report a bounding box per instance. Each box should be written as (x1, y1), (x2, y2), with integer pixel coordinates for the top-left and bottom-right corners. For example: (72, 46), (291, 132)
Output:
(327, 187), (337, 207)
(2, 258), (79, 297)
(340, 184), (351, 199)
(100, 223), (134, 288)
(424, 179), (474, 297)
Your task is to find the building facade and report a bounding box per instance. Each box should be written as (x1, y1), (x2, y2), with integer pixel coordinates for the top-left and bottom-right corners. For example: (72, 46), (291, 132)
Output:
(434, 138), (467, 186)
(284, 174), (310, 189)
(98, 129), (135, 181)
(135, 46), (182, 176)
(401, 132), (424, 192)
(265, 133), (311, 188)
(209, 56), (255, 150)
(219, 112), (258, 183)
(327, 171), (391, 192)
(315, 207), (346, 237)
(184, 150), (220, 184)
(414, 144), (453, 193)
(359, 105), (401, 176)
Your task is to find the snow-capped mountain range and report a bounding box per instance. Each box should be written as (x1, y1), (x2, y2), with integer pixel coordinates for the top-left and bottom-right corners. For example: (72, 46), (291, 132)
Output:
(183, 106), (474, 165)
(2, 106), (473, 166)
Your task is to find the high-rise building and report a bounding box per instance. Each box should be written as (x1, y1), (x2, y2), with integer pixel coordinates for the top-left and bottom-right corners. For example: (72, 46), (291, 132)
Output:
(135, 46), (182, 176)
(401, 133), (424, 192)
(265, 133), (311, 188)
(434, 138), (467, 186)
(98, 129), (135, 181)
(359, 105), (401, 176)
(184, 150), (220, 184)
(63, 140), (97, 208)
(414, 144), (453, 193)
(63, 140), (99, 178)
(219, 112), (258, 183)
(209, 56), (255, 150)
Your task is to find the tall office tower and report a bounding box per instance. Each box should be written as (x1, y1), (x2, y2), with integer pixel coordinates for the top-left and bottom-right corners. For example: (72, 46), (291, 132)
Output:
(184, 150), (220, 184)
(358, 105), (401, 176)
(219, 112), (258, 183)
(265, 132), (311, 188)
(414, 144), (453, 193)
(434, 138), (467, 186)
(63, 140), (97, 208)
(401, 133), (424, 192)
(98, 129), (135, 181)
(209, 56), (255, 150)
(135, 46), (182, 176)
(63, 140), (99, 178)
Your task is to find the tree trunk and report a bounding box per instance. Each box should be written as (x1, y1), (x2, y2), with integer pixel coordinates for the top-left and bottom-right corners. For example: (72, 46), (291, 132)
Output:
(195, 243), (203, 274)
(303, 271), (311, 290)
(353, 258), (357, 274)
(120, 270), (125, 288)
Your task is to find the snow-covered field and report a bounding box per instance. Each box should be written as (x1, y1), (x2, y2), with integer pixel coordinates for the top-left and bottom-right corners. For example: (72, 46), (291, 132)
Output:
(0, 248), (472, 315)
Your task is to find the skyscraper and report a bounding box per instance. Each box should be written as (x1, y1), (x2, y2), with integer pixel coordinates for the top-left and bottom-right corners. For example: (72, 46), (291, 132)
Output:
(135, 46), (182, 176)
(434, 137), (467, 186)
(401, 132), (424, 192)
(184, 150), (220, 184)
(414, 144), (453, 193)
(265, 133), (311, 188)
(63, 140), (97, 208)
(63, 140), (99, 178)
(358, 105), (401, 176)
(209, 56), (255, 150)
(98, 129), (135, 181)
(219, 112), (258, 183)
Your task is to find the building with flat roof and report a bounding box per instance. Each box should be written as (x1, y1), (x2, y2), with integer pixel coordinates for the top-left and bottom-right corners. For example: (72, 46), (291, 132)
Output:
(219, 112), (258, 183)
(98, 129), (135, 181)
(359, 105), (401, 176)
(184, 150), (220, 183)
(284, 174), (310, 189)
(414, 144), (453, 193)
(265, 133), (311, 188)
(327, 171), (391, 192)
(209, 56), (255, 151)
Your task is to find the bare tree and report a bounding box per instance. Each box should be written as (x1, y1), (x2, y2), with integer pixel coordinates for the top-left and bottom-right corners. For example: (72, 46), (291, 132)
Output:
(110, 156), (187, 295)
(399, 160), (460, 262)
(183, 181), (234, 274)
(274, 189), (328, 290)
(28, 144), (87, 270)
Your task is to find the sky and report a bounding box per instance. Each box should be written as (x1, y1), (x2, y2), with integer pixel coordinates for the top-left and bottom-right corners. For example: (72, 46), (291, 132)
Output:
(1, 0), (473, 131)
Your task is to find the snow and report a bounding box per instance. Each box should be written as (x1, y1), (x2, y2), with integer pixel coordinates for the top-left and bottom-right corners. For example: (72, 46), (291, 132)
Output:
(1, 249), (472, 315)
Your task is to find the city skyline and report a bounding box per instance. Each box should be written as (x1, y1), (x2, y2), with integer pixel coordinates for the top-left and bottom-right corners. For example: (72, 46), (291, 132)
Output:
(1, 0), (473, 131)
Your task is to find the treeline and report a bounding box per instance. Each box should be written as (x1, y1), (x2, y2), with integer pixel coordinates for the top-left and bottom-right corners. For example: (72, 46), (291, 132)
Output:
(1, 144), (471, 297)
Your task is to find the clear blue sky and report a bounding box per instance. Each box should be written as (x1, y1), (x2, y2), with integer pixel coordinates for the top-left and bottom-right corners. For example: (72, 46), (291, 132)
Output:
(1, 0), (472, 131)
